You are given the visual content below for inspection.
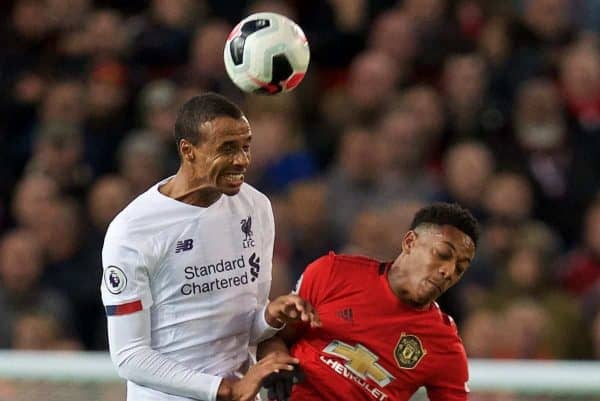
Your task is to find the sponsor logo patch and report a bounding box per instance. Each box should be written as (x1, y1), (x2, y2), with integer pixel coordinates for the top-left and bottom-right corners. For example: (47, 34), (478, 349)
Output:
(324, 340), (394, 387)
(104, 265), (127, 294)
(175, 238), (194, 253)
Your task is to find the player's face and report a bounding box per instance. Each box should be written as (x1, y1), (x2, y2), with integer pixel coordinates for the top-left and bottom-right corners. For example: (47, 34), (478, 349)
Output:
(192, 116), (252, 196)
(396, 225), (475, 307)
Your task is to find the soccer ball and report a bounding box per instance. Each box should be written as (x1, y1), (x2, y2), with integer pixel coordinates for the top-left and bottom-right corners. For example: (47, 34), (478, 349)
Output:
(224, 12), (310, 94)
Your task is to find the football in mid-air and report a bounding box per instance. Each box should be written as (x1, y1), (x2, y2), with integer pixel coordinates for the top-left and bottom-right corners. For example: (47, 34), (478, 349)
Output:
(224, 12), (310, 94)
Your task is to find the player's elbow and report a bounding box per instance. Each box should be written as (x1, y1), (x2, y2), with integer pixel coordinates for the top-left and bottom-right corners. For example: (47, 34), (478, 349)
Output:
(114, 360), (136, 381)
(110, 351), (133, 381)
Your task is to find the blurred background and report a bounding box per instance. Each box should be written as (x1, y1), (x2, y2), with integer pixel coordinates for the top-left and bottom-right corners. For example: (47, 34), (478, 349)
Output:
(0, 0), (599, 399)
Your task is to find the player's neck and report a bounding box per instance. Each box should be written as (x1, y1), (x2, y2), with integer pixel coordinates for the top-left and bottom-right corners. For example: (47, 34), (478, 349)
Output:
(387, 262), (432, 311)
(159, 170), (222, 207)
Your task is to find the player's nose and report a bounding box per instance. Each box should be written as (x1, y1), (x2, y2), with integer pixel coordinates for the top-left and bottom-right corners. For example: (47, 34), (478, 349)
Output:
(438, 262), (456, 279)
(233, 149), (250, 167)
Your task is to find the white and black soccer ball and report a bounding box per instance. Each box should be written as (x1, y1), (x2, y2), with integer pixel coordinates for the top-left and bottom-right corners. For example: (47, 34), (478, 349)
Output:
(224, 12), (310, 94)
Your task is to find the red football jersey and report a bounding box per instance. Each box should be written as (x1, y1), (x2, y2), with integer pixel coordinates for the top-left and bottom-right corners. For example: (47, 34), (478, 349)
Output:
(290, 252), (469, 401)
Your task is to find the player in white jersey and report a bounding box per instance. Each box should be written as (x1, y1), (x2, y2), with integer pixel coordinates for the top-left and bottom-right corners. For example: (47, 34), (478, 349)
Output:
(101, 93), (320, 401)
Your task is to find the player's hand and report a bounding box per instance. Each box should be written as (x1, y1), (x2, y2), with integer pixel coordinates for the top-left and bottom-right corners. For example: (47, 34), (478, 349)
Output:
(262, 364), (305, 401)
(266, 294), (321, 328)
(221, 352), (299, 401)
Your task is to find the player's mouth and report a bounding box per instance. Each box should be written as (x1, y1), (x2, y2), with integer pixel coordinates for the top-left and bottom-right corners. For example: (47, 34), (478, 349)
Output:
(222, 173), (244, 186)
(426, 279), (443, 293)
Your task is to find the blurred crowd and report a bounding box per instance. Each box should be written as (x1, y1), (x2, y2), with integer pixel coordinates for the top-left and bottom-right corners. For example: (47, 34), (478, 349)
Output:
(0, 0), (599, 360)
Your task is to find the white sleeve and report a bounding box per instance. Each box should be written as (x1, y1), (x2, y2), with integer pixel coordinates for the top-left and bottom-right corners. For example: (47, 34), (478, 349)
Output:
(108, 309), (222, 401)
(248, 196), (280, 344)
(102, 225), (222, 401)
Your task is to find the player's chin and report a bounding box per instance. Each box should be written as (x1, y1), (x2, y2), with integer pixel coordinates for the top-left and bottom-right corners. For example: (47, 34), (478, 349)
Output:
(218, 182), (243, 196)
(416, 287), (439, 305)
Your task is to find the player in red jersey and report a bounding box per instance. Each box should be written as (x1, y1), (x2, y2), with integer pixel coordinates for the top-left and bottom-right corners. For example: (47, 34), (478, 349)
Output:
(259, 203), (479, 401)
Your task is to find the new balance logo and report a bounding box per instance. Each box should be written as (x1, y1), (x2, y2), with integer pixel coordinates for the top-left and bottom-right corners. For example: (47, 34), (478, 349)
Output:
(336, 308), (354, 322)
(175, 239), (194, 253)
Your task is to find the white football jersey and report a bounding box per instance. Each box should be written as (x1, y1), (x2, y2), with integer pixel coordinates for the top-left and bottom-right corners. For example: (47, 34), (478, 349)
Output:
(101, 179), (275, 401)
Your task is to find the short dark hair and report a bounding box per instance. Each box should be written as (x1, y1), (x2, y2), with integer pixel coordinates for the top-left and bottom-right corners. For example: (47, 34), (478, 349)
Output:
(173, 92), (244, 148)
(410, 203), (479, 246)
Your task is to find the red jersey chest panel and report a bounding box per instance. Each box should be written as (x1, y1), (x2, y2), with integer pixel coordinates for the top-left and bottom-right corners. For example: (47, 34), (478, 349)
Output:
(291, 253), (468, 401)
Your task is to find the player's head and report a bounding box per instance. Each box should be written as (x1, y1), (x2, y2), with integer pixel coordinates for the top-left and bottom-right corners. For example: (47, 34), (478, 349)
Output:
(390, 203), (479, 308)
(174, 92), (251, 196)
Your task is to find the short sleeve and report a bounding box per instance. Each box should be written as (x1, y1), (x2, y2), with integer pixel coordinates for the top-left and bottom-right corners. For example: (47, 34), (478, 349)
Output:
(426, 343), (469, 401)
(101, 225), (154, 314)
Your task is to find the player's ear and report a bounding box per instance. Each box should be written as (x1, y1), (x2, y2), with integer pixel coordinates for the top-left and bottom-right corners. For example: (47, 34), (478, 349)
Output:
(402, 230), (417, 254)
(180, 139), (195, 162)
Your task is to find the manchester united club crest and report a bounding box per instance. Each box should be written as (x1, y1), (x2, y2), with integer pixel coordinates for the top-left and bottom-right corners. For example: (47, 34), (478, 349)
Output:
(394, 333), (426, 369)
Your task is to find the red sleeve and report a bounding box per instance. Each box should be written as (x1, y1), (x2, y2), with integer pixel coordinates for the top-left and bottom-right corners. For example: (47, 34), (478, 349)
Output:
(426, 343), (469, 401)
(294, 252), (336, 307)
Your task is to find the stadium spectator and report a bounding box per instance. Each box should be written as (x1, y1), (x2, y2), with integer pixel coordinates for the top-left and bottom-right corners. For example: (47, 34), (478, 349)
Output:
(460, 307), (500, 358)
(244, 106), (317, 194)
(25, 122), (91, 198)
(507, 77), (600, 239)
(593, 310), (600, 358)
(129, 0), (200, 79)
(179, 19), (239, 99)
(285, 179), (334, 279)
(398, 85), (446, 163)
(496, 298), (554, 359)
(324, 126), (379, 243)
(11, 313), (81, 351)
(87, 175), (134, 233)
(441, 52), (491, 146)
(558, 199), (600, 297)
(374, 108), (438, 204)
(486, 222), (588, 358)
(84, 60), (131, 176)
(117, 131), (168, 195)
(482, 171), (534, 223)
(0, 229), (73, 349)
(342, 208), (391, 260)
(438, 140), (495, 219)
(367, 9), (417, 80)
(319, 50), (400, 129)
(137, 79), (182, 172)
(10, 173), (60, 229)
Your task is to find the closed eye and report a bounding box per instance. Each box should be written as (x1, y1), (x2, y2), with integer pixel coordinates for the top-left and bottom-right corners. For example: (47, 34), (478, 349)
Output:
(436, 249), (452, 260)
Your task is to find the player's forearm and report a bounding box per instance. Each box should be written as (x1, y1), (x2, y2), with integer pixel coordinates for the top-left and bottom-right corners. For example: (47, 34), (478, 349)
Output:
(114, 345), (222, 400)
(249, 303), (284, 344)
(107, 312), (222, 401)
(257, 336), (289, 360)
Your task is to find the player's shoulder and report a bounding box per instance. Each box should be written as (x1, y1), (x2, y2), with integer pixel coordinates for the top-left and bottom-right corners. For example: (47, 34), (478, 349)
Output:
(429, 302), (461, 337)
(333, 253), (386, 270)
(105, 180), (183, 240)
(306, 252), (385, 279)
(238, 183), (271, 206)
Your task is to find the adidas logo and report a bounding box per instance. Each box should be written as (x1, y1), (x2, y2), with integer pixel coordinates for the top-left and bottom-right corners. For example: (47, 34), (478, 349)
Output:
(336, 308), (353, 322)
